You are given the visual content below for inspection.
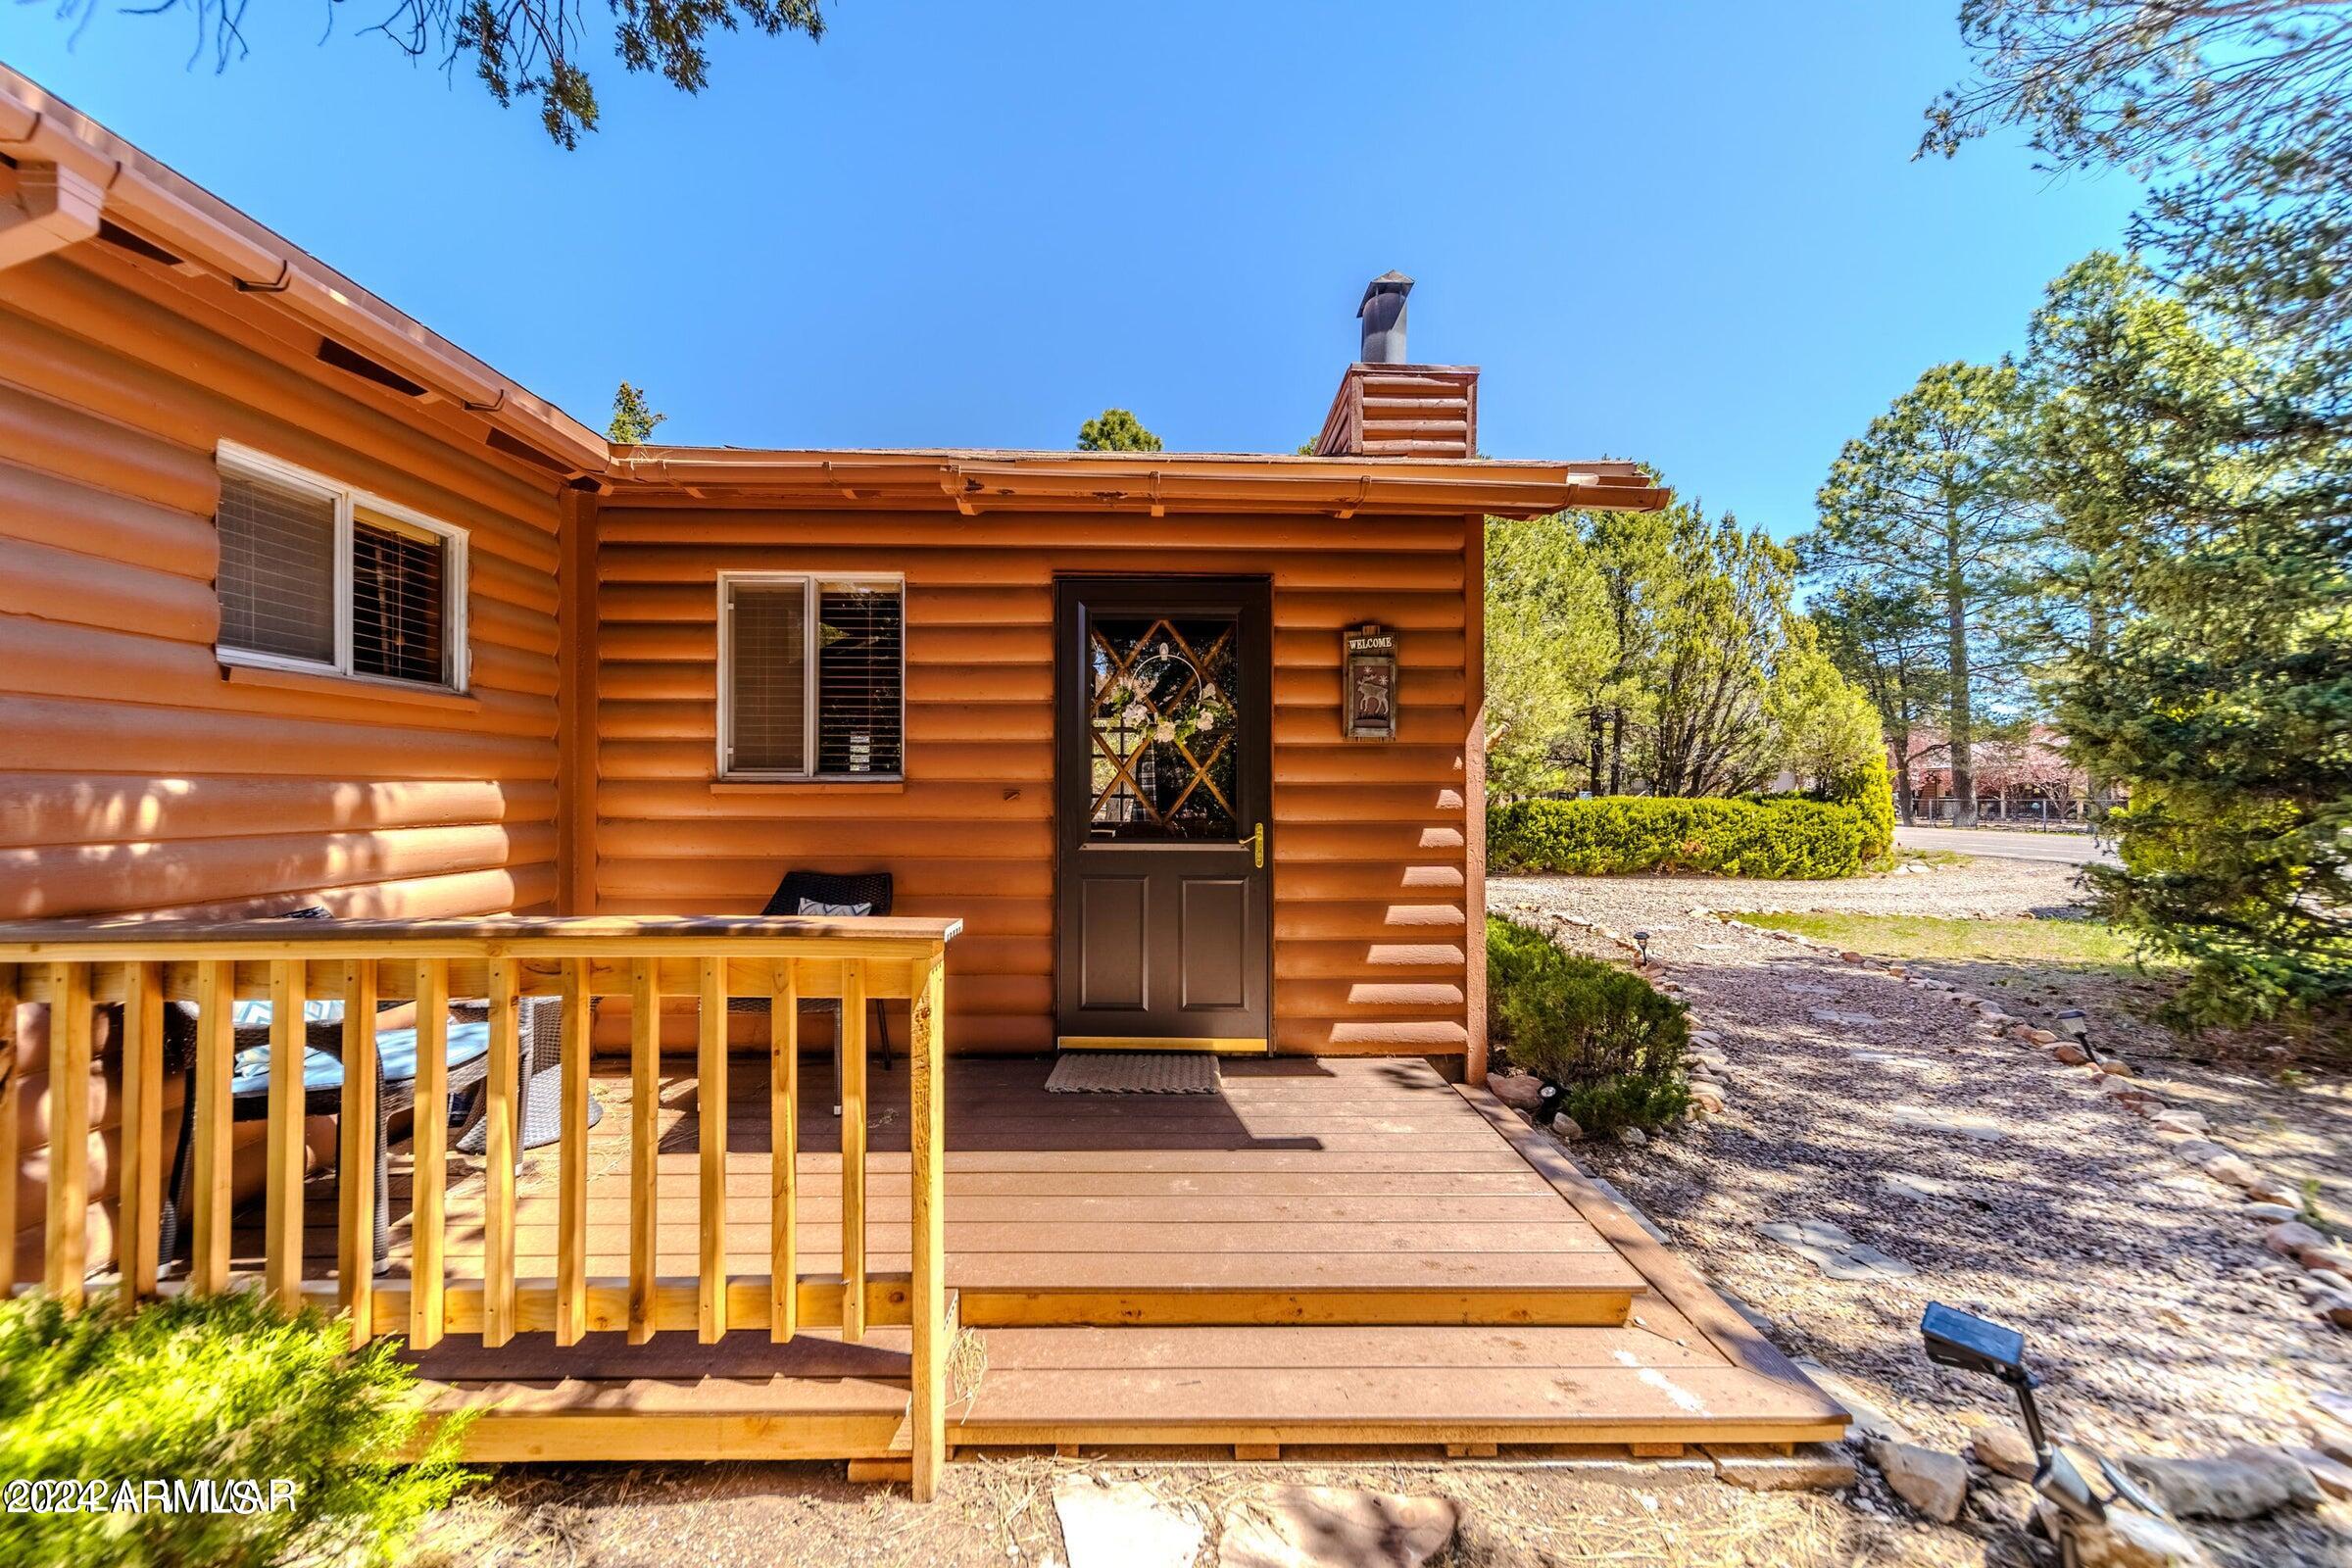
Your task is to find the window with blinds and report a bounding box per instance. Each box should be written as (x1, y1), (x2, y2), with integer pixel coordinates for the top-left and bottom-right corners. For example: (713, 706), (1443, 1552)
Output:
(719, 575), (905, 780)
(724, 579), (808, 774)
(217, 467), (337, 665)
(214, 445), (467, 691)
(352, 512), (450, 684)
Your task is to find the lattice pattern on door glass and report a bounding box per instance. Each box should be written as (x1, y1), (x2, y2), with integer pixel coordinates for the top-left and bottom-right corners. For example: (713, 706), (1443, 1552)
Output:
(1087, 615), (1240, 842)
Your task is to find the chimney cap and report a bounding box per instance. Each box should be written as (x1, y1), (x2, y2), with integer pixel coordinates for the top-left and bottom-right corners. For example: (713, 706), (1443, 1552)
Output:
(1357, 270), (1414, 317)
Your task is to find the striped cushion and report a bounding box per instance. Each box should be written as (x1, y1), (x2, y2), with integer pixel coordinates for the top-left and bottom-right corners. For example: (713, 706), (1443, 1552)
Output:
(228, 1019), (492, 1098)
(229, 1000), (345, 1028)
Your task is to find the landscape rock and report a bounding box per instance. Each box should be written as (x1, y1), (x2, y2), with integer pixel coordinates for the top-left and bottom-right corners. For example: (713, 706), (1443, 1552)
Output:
(2301, 1245), (2352, 1279)
(2241, 1201), (2301, 1223)
(1618, 1126), (1648, 1147)
(2310, 1288), (2352, 1329)
(1488, 1072), (1544, 1111)
(2052, 1043), (2091, 1065)
(1549, 1112), (1584, 1140)
(1760, 1219), (1916, 1281)
(2246, 1175), (2301, 1206)
(1970, 1423), (2039, 1482)
(1889, 1104), (2007, 1142)
(1881, 1171), (1964, 1204)
(1216, 1486), (1457, 1568)
(2288, 1446), (2352, 1499)
(1690, 1083), (1726, 1113)
(2117, 1446), (2323, 1520)
(2200, 1153), (2261, 1188)
(1054, 1477), (1208, 1568)
(2046, 1507), (2214, 1568)
(1866, 1438), (1969, 1522)
(2150, 1110), (2211, 1136)
(2268, 1221), (2330, 1259)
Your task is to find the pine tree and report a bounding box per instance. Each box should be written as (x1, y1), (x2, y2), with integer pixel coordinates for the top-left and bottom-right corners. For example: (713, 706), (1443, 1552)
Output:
(1803, 363), (2044, 826)
(1076, 409), (1162, 453)
(2022, 254), (2351, 1018)
(608, 381), (667, 446)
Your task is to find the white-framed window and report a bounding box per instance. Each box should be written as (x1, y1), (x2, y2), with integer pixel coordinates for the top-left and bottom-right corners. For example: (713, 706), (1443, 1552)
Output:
(214, 441), (469, 692)
(717, 572), (906, 780)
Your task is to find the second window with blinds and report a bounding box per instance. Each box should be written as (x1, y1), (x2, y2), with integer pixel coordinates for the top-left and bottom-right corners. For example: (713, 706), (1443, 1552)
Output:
(717, 573), (906, 781)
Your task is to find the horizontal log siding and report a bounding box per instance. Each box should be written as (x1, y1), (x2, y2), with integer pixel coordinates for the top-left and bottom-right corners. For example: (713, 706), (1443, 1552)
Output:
(592, 505), (1476, 1057)
(0, 249), (567, 921)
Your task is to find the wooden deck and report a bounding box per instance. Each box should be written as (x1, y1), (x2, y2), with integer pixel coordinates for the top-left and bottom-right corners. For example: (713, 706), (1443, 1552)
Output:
(239, 1054), (1846, 1461)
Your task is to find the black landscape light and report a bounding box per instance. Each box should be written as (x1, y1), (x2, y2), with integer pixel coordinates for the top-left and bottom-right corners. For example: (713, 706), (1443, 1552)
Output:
(2053, 1007), (2101, 1064)
(1634, 930), (1652, 964)
(1920, 1302), (2167, 1531)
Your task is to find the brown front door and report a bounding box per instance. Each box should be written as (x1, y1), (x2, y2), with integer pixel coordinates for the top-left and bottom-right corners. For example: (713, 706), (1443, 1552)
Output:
(1054, 576), (1272, 1051)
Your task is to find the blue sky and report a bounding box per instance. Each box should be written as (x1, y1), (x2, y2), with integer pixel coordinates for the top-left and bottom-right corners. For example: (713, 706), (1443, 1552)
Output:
(4, 2), (2139, 537)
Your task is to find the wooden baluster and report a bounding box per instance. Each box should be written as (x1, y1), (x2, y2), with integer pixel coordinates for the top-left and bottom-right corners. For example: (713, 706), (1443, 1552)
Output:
(769, 958), (799, 1343)
(265, 960), (306, 1310)
(118, 961), (165, 1308)
(410, 959), (449, 1349)
(483, 956), (519, 1348)
(44, 963), (91, 1307)
(337, 959), (379, 1347)
(840, 959), (868, 1344)
(0, 967), (17, 1298)
(189, 961), (235, 1295)
(557, 956), (591, 1347)
(909, 947), (949, 1503)
(628, 958), (659, 1345)
(697, 956), (728, 1344)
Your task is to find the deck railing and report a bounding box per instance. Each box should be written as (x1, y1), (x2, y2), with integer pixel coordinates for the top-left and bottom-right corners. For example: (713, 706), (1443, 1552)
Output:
(0, 914), (958, 1500)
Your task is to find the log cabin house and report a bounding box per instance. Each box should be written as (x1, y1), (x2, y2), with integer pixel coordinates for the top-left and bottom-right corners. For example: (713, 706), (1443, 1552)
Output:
(0, 66), (1843, 1492)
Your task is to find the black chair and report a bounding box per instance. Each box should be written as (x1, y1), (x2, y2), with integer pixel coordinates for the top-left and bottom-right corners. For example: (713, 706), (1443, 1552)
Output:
(729, 870), (895, 1115)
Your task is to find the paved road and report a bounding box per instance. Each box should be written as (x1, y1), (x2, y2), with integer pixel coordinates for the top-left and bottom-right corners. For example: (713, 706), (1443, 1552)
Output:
(1895, 823), (2118, 865)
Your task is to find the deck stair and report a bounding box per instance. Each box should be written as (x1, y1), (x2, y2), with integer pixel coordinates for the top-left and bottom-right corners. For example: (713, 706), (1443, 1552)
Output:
(337, 1055), (1844, 1463)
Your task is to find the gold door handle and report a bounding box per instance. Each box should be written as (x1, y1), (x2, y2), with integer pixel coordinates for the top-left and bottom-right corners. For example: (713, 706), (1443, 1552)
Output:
(1241, 822), (1264, 868)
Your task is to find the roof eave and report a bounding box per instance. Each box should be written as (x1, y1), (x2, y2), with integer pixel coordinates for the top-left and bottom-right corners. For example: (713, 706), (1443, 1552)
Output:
(0, 66), (608, 476)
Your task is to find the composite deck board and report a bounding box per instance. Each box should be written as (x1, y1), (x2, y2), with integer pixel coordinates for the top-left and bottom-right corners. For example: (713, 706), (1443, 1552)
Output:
(231, 1056), (1637, 1302)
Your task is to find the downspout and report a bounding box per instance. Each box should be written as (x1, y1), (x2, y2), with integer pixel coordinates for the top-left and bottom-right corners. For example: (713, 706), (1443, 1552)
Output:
(1463, 511), (1490, 1087)
(556, 488), (602, 915)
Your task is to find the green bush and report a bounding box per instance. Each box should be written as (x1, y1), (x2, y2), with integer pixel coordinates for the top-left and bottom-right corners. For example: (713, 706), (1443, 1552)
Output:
(1488, 796), (1869, 879)
(1818, 753), (1896, 863)
(1487, 915), (1690, 1135)
(0, 1290), (472, 1568)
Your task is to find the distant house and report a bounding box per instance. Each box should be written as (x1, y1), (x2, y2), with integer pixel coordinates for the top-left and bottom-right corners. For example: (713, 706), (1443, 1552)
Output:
(1894, 725), (2114, 819)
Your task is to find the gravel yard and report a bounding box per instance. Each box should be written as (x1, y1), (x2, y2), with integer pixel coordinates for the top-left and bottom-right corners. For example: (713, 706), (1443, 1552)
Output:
(1493, 862), (2352, 1567)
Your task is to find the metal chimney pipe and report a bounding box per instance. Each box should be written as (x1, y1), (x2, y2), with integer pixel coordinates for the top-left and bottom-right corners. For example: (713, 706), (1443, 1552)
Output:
(1357, 270), (1413, 363)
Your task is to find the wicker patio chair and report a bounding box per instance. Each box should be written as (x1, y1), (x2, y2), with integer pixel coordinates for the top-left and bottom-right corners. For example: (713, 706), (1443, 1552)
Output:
(156, 907), (593, 1272)
(157, 996), (536, 1272)
(727, 869), (895, 1115)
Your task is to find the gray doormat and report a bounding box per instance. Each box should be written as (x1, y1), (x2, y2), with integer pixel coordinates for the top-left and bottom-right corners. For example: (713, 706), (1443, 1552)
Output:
(1046, 1052), (1221, 1095)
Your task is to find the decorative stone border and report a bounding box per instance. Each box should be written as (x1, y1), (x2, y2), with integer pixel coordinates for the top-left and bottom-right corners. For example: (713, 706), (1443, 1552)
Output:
(1706, 907), (2352, 1336)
